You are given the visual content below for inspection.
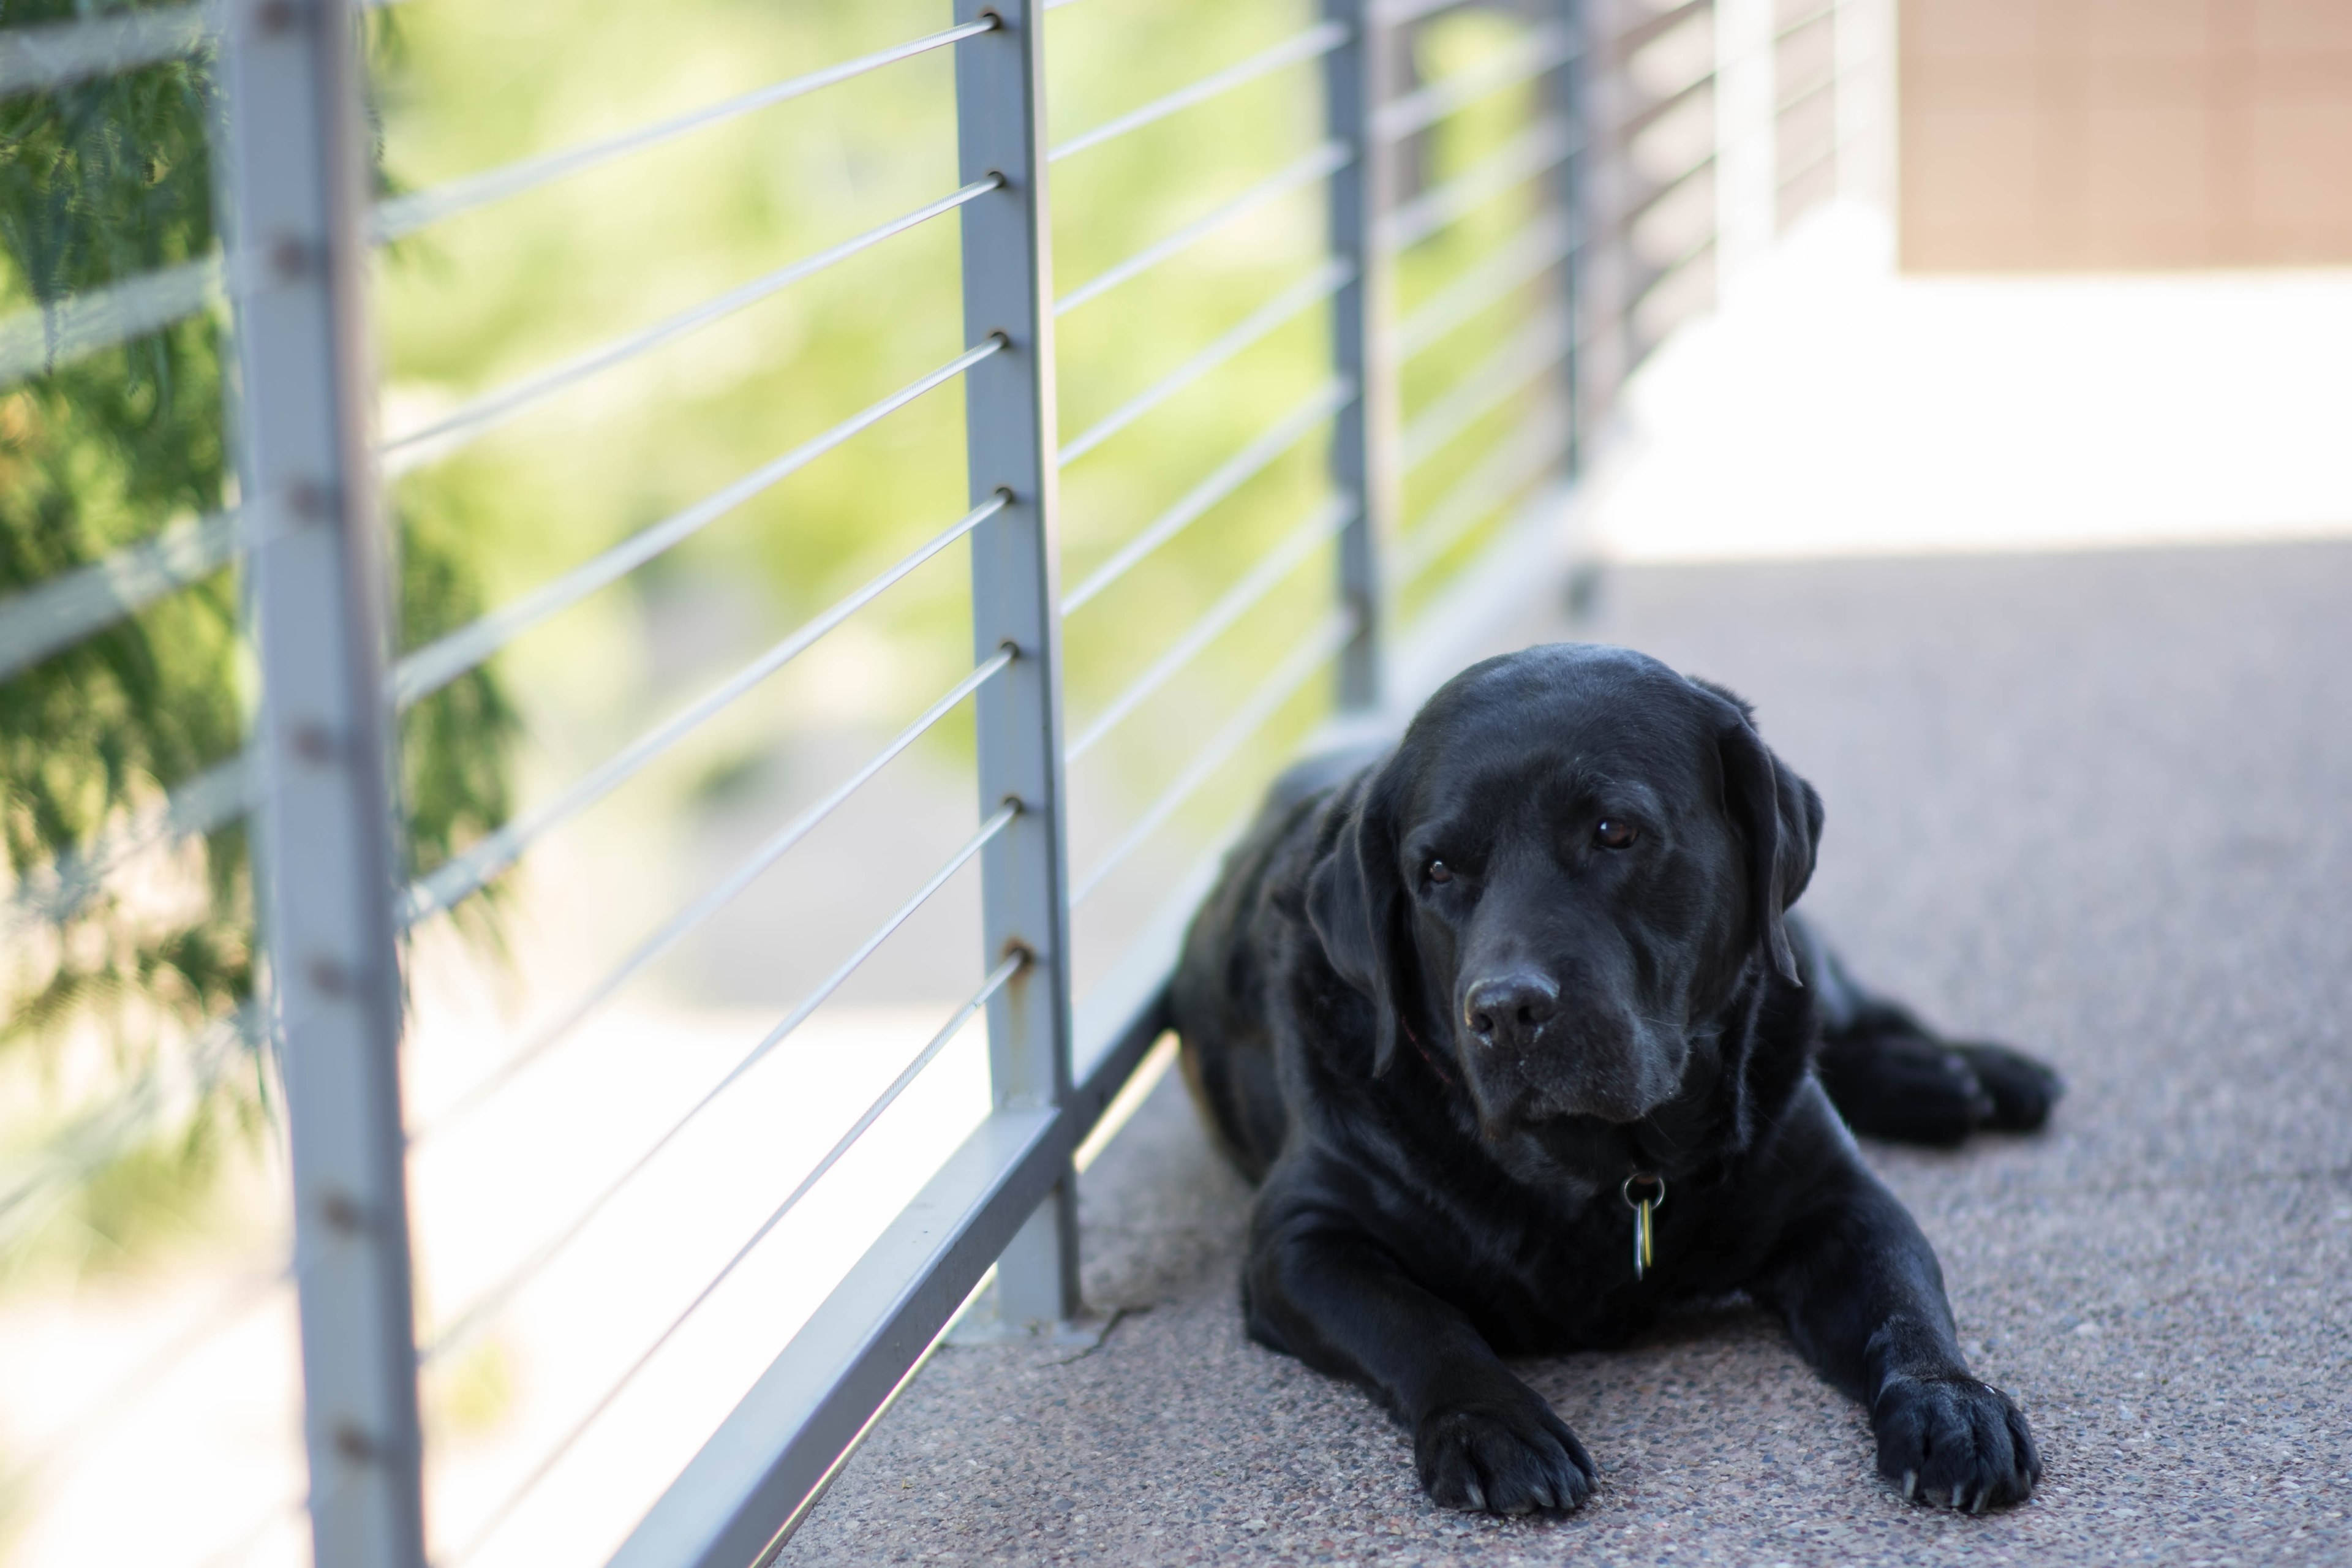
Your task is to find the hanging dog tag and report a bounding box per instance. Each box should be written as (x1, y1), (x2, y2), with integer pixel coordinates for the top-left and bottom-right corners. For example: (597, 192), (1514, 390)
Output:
(1622, 1172), (1667, 1281)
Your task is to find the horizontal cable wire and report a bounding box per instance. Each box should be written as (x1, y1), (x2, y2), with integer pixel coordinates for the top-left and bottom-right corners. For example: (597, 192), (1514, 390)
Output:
(1402, 307), (1570, 472)
(1400, 403), (1570, 581)
(2, 752), (257, 937)
(1617, 0), (1711, 58)
(1630, 232), (1717, 307)
(0, 506), (240, 680)
(1065, 492), (1354, 765)
(1618, 69), (1714, 143)
(0, 255), (220, 386)
(1049, 21), (1348, 164)
(418, 799), (1020, 1370)
(729, 1196), (951, 1558)
(1062, 375), (1351, 617)
(1624, 147), (1716, 225)
(401, 594), (1012, 932)
(0, 1001), (265, 1243)
(1776, 135), (1838, 192)
(1776, 67), (1839, 117)
(1055, 139), (1351, 317)
(392, 336), (1003, 710)
(0, 2), (209, 99)
(1373, 23), (1578, 143)
(445, 948), (1023, 1567)
(1059, 258), (1352, 467)
(379, 178), (1003, 476)
(1072, 608), (1355, 907)
(731, 952), (1021, 1282)
(372, 16), (1000, 242)
(1777, 3), (1836, 39)
(409, 588), (1010, 1144)
(1380, 115), (1579, 254)
(1395, 211), (1575, 362)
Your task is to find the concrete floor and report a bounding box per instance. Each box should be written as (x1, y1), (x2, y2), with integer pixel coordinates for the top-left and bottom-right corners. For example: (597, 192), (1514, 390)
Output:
(782, 540), (2352, 1566)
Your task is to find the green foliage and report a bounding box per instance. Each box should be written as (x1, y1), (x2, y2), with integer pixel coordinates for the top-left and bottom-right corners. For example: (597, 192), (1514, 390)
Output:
(426, 1333), (521, 1440)
(396, 490), (521, 892)
(35, 1081), (247, 1265)
(1, 9), (252, 1076)
(364, 0), (1370, 814)
(0, 1), (516, 1278)
(353, 0), (1558, 978)
(0, 0), (1558, 1276)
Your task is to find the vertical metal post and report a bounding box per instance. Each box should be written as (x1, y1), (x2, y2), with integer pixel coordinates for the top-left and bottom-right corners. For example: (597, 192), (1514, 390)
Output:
(1552, 0), (1589, 477)
(1835, 0), (1890, 211)
(222, 1), (426, 1566)
(1324, 0), (1395, 714)
(1578, 1), (1629, 431)
(952, 0), (1082, 1335)
(1832, 0), (1857, 202)
(1716, 0), (1777, 293)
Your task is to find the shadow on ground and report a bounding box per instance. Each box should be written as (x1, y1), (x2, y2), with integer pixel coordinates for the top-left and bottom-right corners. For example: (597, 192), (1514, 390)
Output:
(783, 541), (2352, 1566)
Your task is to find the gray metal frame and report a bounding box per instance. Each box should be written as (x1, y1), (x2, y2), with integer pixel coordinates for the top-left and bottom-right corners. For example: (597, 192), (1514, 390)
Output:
(0, 0), (1888, 1561)
(220, 1), (428, 1564)
(952, 0), (1084, 1337)
(1325, 0), (1396, 714)
(1551, 0), (1590, 478)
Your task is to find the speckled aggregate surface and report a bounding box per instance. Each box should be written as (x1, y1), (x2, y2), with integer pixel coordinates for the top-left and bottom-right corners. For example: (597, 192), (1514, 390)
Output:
(782, 541), (2352, 1566)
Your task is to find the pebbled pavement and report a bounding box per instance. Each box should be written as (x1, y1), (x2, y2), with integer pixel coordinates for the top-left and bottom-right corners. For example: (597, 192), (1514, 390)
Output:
(782, 541), (2352, 1566)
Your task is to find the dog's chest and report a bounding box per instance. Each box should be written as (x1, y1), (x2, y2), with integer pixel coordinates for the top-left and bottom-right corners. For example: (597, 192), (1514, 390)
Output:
(1412, 1173), (1770, 1353)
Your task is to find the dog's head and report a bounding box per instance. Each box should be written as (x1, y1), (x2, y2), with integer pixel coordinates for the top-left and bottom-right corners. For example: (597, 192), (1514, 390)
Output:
(1307, 643), (1822, 1135)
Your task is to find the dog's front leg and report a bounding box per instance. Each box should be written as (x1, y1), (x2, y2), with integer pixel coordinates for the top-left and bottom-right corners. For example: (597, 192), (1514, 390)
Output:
(1242, 1190), (1594, 1515)
(1760, 1088), (2043, 1511)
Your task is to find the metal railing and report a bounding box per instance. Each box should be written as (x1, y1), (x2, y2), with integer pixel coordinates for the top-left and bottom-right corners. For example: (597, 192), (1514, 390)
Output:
(0, 0), (1889, 1564)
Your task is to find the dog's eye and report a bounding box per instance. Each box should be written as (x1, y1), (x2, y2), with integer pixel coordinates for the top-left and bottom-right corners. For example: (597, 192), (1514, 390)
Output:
(1426, 860), (1453, 884)
(1594, 819), (1640, 850)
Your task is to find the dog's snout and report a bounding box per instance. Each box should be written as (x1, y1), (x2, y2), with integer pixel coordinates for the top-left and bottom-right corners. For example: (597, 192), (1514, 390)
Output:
(1464, 973), (1559, 1047)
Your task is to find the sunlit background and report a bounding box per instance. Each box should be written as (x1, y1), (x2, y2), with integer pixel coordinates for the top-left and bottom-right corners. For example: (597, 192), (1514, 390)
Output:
(2, 1), (2346, 1564)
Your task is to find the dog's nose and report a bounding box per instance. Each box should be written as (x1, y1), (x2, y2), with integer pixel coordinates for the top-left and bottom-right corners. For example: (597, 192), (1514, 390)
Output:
(1464, 973), (1559, 1046)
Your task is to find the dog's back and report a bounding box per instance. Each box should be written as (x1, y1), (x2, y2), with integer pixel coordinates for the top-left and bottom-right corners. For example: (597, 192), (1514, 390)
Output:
(1172, 746), (1385, 1182)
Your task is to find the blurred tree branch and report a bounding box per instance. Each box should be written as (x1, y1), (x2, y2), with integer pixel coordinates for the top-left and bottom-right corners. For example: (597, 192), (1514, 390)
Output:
(0, 0), (514, 1278)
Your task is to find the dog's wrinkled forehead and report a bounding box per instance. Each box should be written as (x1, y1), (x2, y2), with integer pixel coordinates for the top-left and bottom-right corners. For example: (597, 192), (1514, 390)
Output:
(1395, 644), (1720, 816)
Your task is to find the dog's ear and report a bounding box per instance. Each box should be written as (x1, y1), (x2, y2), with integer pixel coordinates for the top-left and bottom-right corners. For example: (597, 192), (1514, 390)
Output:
(1709, 696), (1825, 986)
(1306, 766), (1412, 1076)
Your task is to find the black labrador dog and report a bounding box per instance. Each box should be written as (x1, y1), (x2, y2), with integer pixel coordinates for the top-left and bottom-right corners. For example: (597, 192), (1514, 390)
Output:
(1170, 643), (2061, 1517)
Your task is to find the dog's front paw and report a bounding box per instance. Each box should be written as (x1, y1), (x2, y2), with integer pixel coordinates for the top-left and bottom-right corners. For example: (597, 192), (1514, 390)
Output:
(1414, 1389), (1596, 1515)
(1872, 1373), (2041, 1511)
(1950, 1041), (2064, 1132)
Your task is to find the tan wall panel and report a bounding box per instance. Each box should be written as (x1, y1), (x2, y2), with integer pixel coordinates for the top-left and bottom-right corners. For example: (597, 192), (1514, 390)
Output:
(1904, 0), (2041, 60)
(1778, 69), (1841, 162)
(2253, 0), (2352, 53)
(2078, 65), (2214, 228)
(2080, 0), (2214, 58)
(1900, 0), (2352, 270)
(2245, 96), (2352, 256)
